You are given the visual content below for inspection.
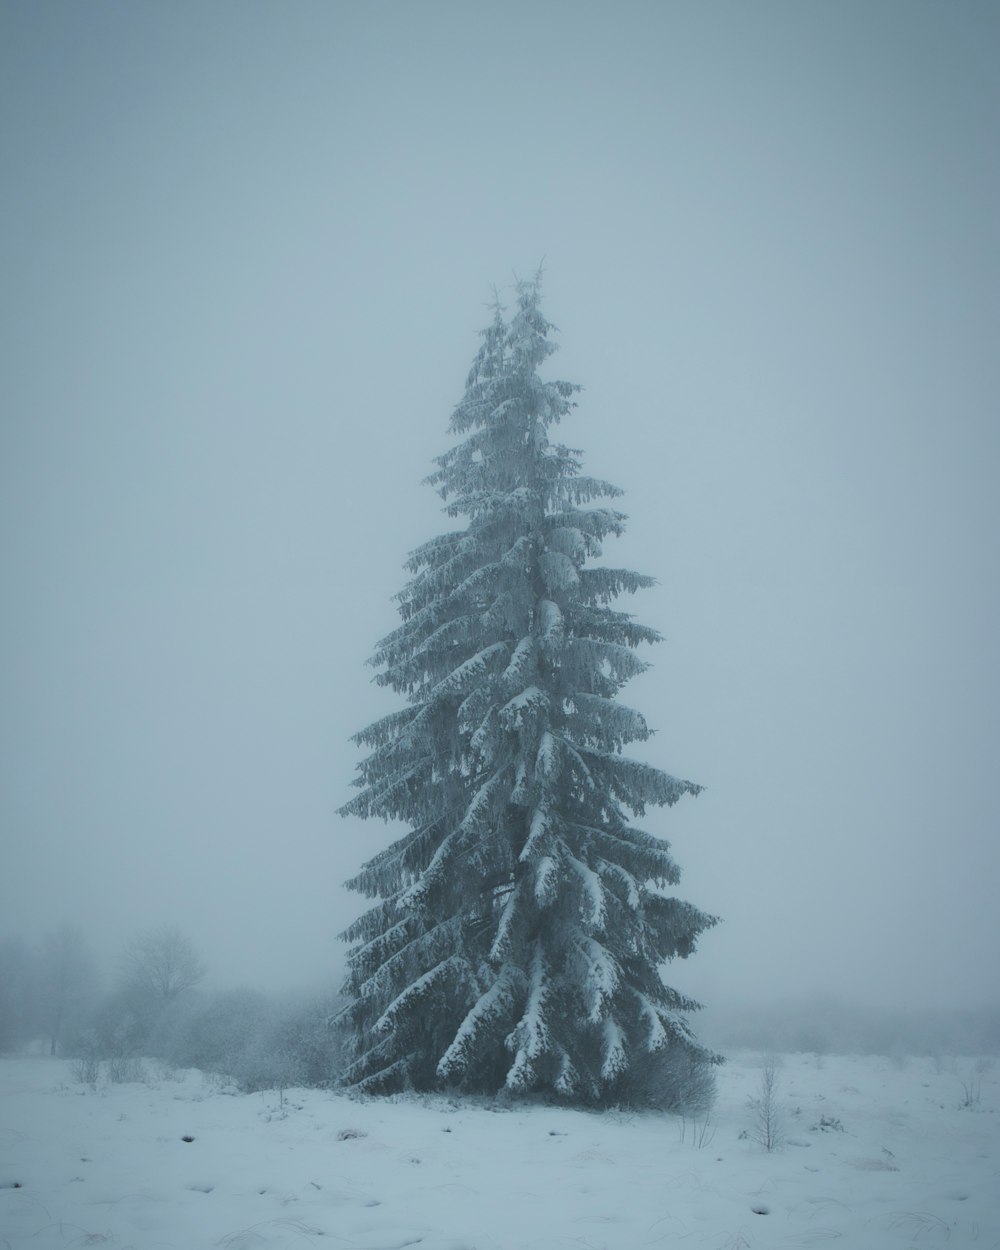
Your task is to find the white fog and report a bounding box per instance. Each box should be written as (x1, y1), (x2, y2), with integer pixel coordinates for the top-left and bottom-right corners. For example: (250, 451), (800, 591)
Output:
(1, 2), (998, 1245)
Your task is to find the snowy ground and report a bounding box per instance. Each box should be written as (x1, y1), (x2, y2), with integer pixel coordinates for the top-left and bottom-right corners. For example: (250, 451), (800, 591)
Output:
(1, 1051), (997, 1250)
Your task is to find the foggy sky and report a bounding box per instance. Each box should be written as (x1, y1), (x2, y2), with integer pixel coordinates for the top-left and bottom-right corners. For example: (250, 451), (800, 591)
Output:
(1, 1), (998, 1012)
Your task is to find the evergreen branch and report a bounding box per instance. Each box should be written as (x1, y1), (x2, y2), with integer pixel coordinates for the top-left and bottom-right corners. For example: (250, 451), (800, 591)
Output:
(579, 566), (657, 603)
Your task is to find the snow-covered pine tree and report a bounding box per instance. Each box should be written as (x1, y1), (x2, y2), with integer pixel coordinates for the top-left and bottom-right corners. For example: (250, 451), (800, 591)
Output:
(337, 277), (719, 1106)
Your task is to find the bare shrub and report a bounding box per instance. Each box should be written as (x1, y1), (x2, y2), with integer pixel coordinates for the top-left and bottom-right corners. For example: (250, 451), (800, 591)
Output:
(618, 1043), (719, 1114)
(678, 1112), (716, 1148)
(71, 1053), (101, 1086)
(745, 1054), (783, 1151)
(958, 1070), (982, 1109)
(69, 1028), (103, 1086)
(107, 1053), (144, 1084)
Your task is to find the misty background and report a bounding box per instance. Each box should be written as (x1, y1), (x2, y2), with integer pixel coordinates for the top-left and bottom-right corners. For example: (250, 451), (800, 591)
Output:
(1, 1), (997, 1035)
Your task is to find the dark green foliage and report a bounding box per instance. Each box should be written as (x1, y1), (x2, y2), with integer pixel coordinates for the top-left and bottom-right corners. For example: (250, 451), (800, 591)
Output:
(338, 278), (719, 1105)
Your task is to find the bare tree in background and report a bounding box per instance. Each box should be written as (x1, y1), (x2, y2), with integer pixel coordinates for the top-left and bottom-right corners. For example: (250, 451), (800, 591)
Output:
(37, 924), (99, 1055)
(0, 937), (36, 1053)
(120, 925), (206, 1004)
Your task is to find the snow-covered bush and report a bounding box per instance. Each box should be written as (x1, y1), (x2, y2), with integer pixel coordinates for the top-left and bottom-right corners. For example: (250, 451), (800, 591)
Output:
(85, 990), (148, 1065)
(621, 1041), (718, 1113)
(157, 988), (272, 1076)
(63, 979), (345, 1093)
(230, 1031), (305, 1095)
(266, 994), (347, 1088)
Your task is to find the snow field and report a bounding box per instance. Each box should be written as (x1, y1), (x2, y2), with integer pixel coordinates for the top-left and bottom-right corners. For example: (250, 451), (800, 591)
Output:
(1, 1051), (997, 1249)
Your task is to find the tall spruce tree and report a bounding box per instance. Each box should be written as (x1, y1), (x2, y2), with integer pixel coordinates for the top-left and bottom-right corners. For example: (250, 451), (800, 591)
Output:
(338, 278), (719, 1105)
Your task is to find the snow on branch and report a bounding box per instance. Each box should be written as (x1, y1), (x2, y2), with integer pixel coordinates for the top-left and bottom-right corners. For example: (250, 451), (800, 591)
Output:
(499, 685), (549, 731)
(539, 550), (580, 593)
(567, 692), (651, 751)
(553, 475), (624, 505)
(350, 707), (418, 749)
(358, 914), (466, 1006)
(573, 934), (621, 1023)
(568, 854), (607, 932)
(631, 988), (669, 1053)
(457, 684), (493, 735)
(469, 705), (501, 763)
(581, 751), (703, 815)
(398, 827), (465, 910)
(504, 943), (552, 1092)
(343, 821), (440, 896)
(568, 636), (650, 685)
(459, 767), (511, 835)
(339, 757), (432, 822)
(338, 892), (411, 946)
(601, 1016), (628, 1081)
(499, 533), (533, 570)
(595, 859), (641, 911)
(489, 882), (524, 964)
(544, 526), (588, 564)
(579, 567), (657, 604)
(533, 855), (558, 907)
(427, 641), (510, 705)
(534, 731), (560, 782)
(644, 894), (719, 959)
(519, 804), (553, 864)
(500, 635), (536, 691)
(536, 598), (564, 652)
(338, 1039), (411, 1093)
(554, 1048), (582, 1097)
(345, 917), (417, 982)
(570, 605), (663, 649)
(403, 529), (470, 572)
(436, 964), (526, 1082)
(373, 955), (473, 1034)
(546, 507), (627, 543)
(553, 737), (599, 796)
